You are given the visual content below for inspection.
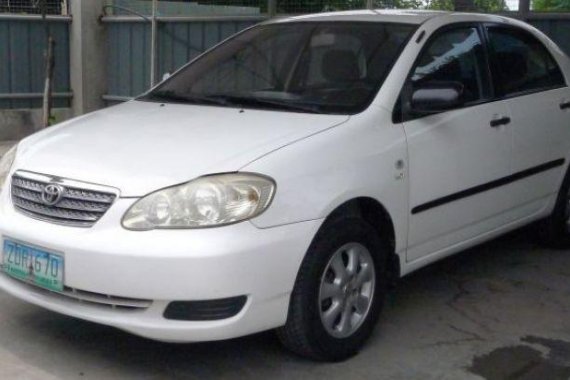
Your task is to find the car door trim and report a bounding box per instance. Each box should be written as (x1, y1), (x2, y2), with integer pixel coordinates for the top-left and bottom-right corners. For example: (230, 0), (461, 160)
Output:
(411, 158), (565, 215)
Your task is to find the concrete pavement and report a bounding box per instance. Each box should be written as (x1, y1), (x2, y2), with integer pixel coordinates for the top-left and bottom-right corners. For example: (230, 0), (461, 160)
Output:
(1, 227), (570, 379)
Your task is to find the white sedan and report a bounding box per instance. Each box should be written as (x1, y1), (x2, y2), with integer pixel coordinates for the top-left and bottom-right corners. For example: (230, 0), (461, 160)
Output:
(0, 10), (569, 361)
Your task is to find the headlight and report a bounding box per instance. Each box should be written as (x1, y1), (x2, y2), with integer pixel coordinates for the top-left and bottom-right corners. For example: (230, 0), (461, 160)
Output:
(122, 173), (276, 230)
(0, 145), (17, 193)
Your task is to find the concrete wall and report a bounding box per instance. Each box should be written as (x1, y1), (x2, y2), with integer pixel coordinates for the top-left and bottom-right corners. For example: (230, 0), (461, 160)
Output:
(69, 0), (108, 116)
(0, 108), (72, 140)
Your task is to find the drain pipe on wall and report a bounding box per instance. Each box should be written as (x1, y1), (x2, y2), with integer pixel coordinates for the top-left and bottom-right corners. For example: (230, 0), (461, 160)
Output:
(150, 0), (158, 87)
(41, 0), (55, 128)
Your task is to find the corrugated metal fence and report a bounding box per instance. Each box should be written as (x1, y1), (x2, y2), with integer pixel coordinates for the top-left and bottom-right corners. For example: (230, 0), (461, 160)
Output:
(0, 15), (71, 109)
(0, 11), (569, 109)
(104, 16), (263, 103)
(102, 14), (570, 104)
(531, 16), (570, 58)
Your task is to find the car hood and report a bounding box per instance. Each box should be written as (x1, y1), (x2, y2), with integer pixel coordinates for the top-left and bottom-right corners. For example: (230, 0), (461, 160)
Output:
(16, 101), (349, 197)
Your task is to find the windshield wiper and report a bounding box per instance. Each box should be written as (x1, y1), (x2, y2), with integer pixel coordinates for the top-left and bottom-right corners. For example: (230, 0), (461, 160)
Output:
(143, 91), (232, 107)
(144, 91), (324, 114)
(214, 95), (324, 114)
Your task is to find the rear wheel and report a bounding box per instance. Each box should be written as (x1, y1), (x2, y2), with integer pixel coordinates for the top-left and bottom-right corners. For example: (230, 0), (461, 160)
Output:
(539, 169), (570, 247)
(277, 217), (388, 361)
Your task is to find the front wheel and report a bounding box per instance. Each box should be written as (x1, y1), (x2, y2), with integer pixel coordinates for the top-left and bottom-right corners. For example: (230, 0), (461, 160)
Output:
(277, 217), (388, 361)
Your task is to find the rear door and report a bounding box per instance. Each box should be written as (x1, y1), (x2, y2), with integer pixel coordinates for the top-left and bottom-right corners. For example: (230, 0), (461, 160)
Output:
(485, 25), (570, 214)
(402, 25), (513, 262)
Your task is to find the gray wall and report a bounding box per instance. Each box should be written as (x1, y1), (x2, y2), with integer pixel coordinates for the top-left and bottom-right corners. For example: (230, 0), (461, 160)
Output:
(0, 16), (71, 109)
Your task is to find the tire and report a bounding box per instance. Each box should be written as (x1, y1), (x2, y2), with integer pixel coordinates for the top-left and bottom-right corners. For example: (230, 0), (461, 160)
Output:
(277, 217), (388, 361)
(538, 169), (570, 248)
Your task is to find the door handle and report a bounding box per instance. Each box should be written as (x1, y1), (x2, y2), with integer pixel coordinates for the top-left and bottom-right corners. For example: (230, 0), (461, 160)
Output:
(561, 101), (570, 110)
(490, 116), (511, 128)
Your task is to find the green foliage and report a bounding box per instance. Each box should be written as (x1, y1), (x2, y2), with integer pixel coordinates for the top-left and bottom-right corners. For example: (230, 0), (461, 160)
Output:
(474, 0), (508, 11)
(532, 0), (570, 10)
(389, 0), (426, 8)
(425, 0), (454, 10)
(426, 0), (508, 11)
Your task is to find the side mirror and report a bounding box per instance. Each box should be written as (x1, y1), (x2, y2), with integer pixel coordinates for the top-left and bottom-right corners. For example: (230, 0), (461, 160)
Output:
(410, 82), (464, 114)
(162, 72), (172, 81)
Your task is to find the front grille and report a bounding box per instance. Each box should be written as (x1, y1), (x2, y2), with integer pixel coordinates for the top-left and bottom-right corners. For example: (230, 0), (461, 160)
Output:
(61, 286), (152, 310)
(11, 171), (118, 227)
(5, 274), (151, 311)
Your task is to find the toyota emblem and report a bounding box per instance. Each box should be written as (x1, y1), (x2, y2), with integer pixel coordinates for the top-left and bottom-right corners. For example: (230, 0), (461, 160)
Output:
(41, 184), (65, 206)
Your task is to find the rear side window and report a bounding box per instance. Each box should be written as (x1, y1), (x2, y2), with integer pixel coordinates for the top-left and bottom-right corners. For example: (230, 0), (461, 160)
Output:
(410, 27), (488, 105)
(487, 27), (566, 97)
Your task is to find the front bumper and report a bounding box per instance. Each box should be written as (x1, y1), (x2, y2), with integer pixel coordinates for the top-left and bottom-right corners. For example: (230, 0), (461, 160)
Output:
(0, 193), (322, 342)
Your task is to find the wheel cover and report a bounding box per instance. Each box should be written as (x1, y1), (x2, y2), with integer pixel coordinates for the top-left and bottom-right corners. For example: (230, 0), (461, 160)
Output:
(318, 242), (376, 339)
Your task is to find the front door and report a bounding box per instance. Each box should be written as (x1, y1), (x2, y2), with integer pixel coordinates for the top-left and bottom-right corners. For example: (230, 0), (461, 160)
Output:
(402, 25), (513, 262)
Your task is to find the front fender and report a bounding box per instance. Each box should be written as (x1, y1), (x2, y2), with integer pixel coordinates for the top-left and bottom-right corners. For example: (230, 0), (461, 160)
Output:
(243, 106), (409, 254)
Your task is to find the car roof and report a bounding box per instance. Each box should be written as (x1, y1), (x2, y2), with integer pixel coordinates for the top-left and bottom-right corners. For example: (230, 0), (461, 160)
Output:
(274, 9), (507, 26)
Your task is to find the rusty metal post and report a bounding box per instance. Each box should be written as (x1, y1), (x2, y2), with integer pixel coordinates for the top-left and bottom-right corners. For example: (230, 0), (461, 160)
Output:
(150, 0), (158, 86)
(268, 0), (277, 17)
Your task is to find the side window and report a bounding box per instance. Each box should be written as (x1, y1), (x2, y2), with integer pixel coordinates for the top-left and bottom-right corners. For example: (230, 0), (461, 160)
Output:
(487, 27), (566, 97)
(410, 27), (487, 105)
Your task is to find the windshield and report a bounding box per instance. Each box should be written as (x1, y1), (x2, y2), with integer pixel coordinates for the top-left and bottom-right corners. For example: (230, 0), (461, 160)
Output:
(141, 22), (416, 115)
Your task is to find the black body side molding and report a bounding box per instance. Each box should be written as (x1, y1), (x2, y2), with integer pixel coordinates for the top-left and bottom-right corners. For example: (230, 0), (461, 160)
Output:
(411, 158), (565, 215)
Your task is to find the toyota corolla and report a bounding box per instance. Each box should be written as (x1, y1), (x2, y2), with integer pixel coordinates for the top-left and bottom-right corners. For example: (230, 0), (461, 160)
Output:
(0, 10), (569, 361)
